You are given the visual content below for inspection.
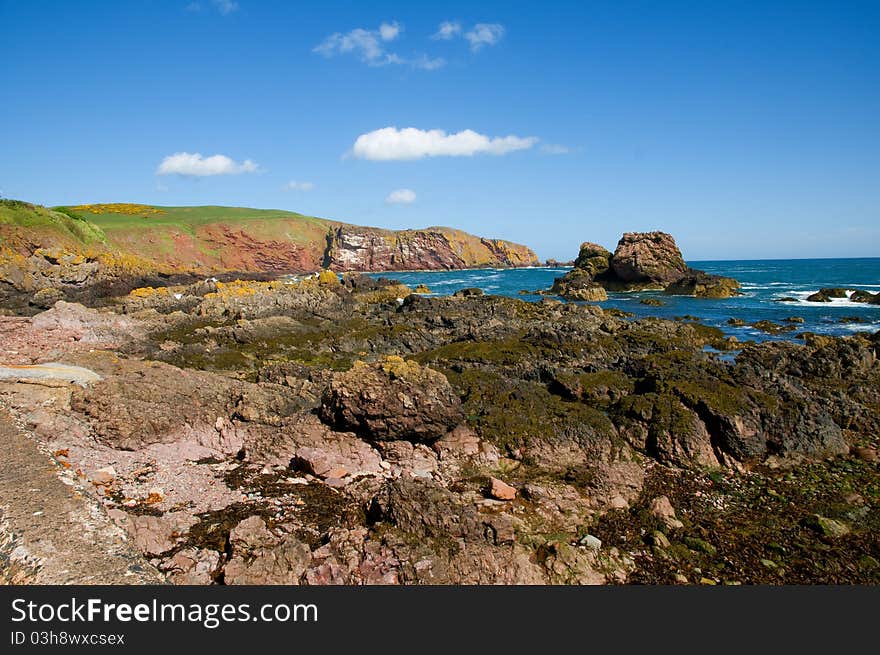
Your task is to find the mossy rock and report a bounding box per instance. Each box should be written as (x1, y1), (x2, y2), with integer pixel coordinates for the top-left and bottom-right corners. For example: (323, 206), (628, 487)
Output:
(549, 370), (634, 405)
(683, 536), (717, 556)
(751, 320), (796, 334)
(802, 514), (850, 538)
(445, 368), (619, 457)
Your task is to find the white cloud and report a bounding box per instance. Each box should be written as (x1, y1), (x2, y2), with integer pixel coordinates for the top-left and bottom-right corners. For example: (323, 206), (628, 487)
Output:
(351, 127), (538, 161)
(315, 28), (384, 63)
(282, 180), (315, 191)
(541, 144), (570, 155)
(464, 23), (504, 51)
(314, 22), (444, 70)
(379, 21), (402, 41)
(432, 21), (461, 40)
(156, 152), (260, 177)
(385, 189), (416, 205)
(314, 23), (401, 66)
(212, 0), (238, 15)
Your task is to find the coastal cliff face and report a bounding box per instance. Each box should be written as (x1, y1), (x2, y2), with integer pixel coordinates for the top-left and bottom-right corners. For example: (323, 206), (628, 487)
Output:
(0, 201), (538, 310)
(325, 226), (539, 272)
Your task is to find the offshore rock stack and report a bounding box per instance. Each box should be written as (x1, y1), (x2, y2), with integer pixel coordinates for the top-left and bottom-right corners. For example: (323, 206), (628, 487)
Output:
(551, 232), (740, 301)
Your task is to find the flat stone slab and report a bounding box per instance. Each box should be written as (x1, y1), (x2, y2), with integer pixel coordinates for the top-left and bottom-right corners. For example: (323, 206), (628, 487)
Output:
(0, 363), (102, 386)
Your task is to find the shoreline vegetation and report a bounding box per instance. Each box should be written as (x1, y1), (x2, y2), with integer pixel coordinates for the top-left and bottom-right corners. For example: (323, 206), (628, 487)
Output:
(0, 198), (878, 585)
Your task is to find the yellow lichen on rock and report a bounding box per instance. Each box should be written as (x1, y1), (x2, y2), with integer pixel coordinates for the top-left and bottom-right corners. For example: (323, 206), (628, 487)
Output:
(317, 269), (339, 286)
(353, 284), (412, 304)
(129, 286), (171, 298)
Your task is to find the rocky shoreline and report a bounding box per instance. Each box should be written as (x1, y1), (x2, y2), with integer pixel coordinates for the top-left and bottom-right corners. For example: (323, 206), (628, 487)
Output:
(0, 264), (877, 584)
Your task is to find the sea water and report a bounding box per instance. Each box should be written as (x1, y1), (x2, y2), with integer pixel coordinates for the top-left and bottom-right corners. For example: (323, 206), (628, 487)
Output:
(369, 258), (880, 342)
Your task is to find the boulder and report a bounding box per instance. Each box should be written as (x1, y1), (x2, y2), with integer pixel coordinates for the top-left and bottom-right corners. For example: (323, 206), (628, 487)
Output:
(487, 477), (517, 501)
(611, 232), (689, 285)
(550, 269), (608, 301)
(561, 284), (608, 302)
(649, 496), (684, 529)
(319, 356), (464, 442)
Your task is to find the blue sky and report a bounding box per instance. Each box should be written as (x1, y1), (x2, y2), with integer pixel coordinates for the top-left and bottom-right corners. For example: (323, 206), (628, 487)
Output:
(1, 0), (878, 260)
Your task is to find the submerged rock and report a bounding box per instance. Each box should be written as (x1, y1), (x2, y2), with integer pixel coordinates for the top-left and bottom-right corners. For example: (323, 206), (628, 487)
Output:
(807, 287), (850, 303)
(665, 271), (740, 298)
(851, 289), (880, 304)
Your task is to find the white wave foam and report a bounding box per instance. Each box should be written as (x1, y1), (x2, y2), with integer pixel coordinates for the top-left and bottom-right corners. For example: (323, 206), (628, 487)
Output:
(775, 289), (880, 308)
(431, 279), (468, 285)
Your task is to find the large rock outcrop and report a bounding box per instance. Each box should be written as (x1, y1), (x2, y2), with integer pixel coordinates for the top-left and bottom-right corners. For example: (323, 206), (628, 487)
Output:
(611, 232), (689, 285)
(551, 232), (740, 299)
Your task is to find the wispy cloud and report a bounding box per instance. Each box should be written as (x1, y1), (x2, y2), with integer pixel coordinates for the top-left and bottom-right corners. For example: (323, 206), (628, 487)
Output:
(314, 22), (403, 66)
(432, 21), (461, 40)
(314, 22), (445, 70)
(281, 180), (315, 191)
(186, 1), (238, 15)
(386, 188), (417, 204)
(464, 23), (505, 51)
(541, 144), (570, 155)
(351, 127), (537, 161)
(212, 0), (238, 15)
(410, 54), (446, 70)
(157, 152), (260, 176)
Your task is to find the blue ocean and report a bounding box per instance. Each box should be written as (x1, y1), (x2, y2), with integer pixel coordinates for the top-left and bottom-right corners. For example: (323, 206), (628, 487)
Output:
(371, 258), (880, 341)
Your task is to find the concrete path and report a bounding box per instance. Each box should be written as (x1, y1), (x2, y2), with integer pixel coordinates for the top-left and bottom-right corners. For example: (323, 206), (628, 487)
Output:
(0, 408), (165, 584)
